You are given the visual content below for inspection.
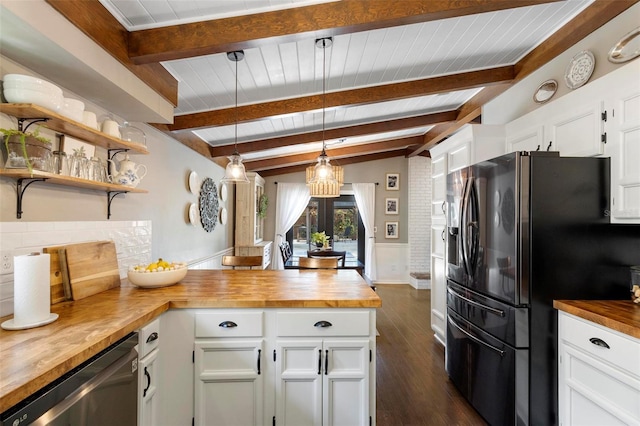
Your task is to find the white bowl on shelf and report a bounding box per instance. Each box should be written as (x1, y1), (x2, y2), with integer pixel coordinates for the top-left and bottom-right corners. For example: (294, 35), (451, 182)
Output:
(60, 98), (85, 122)
(3, 87), (63, 111)
(127, 266), (188, 288)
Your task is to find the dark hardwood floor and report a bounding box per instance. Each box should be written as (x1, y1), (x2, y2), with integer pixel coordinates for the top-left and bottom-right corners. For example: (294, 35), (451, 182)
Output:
(375, 284), (487, 426)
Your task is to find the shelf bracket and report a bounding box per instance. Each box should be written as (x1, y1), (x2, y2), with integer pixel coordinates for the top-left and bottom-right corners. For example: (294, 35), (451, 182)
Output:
(17, 118), (50, 133)
(107, 190), (129, 220)
(16, 178), (48, 219)
(107, 148), (129, 161)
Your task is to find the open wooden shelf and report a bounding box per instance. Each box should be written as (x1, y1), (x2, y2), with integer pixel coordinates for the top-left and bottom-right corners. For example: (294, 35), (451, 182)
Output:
(0, 103), (149, 155)
(0, 169), (148, 193)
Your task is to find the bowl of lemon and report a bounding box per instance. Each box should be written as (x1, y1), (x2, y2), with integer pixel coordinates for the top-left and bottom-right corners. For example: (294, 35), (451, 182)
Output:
(127, 258), (188, 288)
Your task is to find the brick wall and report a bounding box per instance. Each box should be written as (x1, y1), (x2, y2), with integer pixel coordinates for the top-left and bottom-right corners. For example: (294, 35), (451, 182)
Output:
(408, 157), (431, 278)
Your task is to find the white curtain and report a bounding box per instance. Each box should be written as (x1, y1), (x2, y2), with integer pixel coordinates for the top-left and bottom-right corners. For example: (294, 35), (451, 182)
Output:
(352, 183), (377, 281)
(271, 183), (311, 269)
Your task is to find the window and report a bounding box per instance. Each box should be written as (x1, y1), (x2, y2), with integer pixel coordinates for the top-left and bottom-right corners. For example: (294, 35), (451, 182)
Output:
(286, 195), (365, 265)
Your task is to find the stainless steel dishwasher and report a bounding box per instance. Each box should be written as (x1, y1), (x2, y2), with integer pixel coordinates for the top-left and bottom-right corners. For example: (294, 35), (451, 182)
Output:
(1, 332), (138, 426)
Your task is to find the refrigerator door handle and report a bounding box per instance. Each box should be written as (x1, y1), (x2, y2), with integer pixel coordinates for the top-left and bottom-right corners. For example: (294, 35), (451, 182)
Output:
(460, 177), (472, 275)
(467, 178), (480, 273)
(448, 314), (505, 357)
(447, 286), (506, 317)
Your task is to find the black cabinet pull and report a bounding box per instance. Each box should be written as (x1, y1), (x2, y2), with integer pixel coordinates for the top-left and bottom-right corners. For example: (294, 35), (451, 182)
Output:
(441, 201), (446, 214)
(218, 321), (238, 328)
(143, 367), (151, 397)
(324, 349), (329, 375)
(146, 332), (158, 343)
(314, 320), (332, 328)
(318, 349), (322, 375)
(589, 337), (610, 349)
(257, 349), (261, 374)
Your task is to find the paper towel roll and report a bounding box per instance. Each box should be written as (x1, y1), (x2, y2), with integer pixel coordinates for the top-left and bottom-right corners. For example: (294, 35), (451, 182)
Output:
(13, 253), (51, 325)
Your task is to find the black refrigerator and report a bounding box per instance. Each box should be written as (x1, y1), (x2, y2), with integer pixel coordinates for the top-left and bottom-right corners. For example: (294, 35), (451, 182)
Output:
(444, 151), (640, 425)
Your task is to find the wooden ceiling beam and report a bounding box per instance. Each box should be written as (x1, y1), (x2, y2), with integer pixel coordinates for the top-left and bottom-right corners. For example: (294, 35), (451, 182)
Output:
(243, 136), (424, 171)
(127, 0), (556, 64)
(170, 67), (513, 131)
(45, 0), (178, 106)
(256, 149), (411, 177)
(209, 111), (456, 157)
(407, 0), (638, 157)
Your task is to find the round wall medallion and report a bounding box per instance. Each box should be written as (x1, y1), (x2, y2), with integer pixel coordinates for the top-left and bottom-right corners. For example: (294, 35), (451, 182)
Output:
(564, 50), (595, 89)
(533, 79), (558, 104)
(199, 177), (219, 232)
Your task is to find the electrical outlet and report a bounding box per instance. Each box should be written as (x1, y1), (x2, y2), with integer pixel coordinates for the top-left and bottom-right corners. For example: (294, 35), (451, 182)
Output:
(1, 251), (14, 274)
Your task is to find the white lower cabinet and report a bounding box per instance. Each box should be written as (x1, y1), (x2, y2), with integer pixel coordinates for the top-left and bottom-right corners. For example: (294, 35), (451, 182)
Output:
(195, 339), (265, 425)
(194, 310), (265, 426)
(162, 308), (378, 426)
(137, 318), (160, 426)
(275, 339), (370, 426)
(558, 312), (640, 426)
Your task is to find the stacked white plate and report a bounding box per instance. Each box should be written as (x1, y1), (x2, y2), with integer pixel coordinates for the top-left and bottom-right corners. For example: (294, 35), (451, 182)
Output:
(3, 74), (64, 112)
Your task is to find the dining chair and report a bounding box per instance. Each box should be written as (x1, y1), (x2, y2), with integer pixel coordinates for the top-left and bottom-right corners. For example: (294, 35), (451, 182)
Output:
(221, 255), (264, 269)
(307, 250), (346, 267)
(298, 257), (339, 269)
(279, 241), (292, 264)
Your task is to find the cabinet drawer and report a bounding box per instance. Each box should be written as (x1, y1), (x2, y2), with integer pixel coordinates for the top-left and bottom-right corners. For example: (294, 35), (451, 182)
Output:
(138, 318), (160, 358)
(559, 313), (640, 377)
(195, 311), (264, 338)
(277, 311), (370, 337)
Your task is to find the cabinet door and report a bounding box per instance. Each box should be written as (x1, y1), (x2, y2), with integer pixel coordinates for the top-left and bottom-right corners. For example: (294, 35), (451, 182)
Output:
(276, 339), (370, 426)
(275, 340), (323, 426)
(430, 256), (446, 345)
(195, 339), (264, 426)
(549, 100), (604, 156)
(323, 339), (370, 426)
(607, 92), (640, 222)
(138, 349), (159, 426)
(506, 125), (545, 153)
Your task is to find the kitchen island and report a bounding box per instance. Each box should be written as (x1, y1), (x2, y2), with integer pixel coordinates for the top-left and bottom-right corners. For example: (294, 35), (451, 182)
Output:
(0, 269), (381, 418)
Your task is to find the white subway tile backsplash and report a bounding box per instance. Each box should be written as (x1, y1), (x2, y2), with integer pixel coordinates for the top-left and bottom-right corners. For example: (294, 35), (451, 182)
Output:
(0, 220), (152, 316)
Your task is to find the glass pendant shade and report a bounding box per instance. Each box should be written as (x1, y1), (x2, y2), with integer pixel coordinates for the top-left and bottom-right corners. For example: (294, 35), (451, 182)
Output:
(221, 50), (249, 184)
(221, 152), (249, 183)
(309, 152), (335, 183)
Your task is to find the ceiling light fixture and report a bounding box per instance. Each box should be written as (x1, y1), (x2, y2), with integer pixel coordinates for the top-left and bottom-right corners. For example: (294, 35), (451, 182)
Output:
(306, 37), (344, 198)
(221, 50), (250, 184)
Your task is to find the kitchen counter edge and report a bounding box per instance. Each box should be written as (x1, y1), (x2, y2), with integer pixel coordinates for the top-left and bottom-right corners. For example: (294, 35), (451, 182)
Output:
(553, 299), (640, 339)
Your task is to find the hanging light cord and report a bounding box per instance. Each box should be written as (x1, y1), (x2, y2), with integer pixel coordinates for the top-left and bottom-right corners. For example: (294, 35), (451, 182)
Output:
(234, 52), (239, 155)
(321, 38), (327, 155)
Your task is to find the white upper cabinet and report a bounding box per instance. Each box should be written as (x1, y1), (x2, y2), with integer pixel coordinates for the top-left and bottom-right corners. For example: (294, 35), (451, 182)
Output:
(603, 60), (640, 223)
(506, 59), (640, 223)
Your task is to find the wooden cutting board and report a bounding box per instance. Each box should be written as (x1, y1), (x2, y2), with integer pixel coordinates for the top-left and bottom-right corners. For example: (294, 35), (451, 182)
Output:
(64, 241), (120, 301)
(42, 245), (70, 304)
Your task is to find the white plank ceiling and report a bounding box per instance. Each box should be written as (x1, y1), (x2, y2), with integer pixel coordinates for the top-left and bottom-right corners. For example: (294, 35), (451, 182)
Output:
(98, 0), (594, 170)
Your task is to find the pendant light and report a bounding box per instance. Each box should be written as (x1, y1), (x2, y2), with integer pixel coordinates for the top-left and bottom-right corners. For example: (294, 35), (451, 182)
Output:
(221, 50), (250, 184)
(306, 37), (344, 198)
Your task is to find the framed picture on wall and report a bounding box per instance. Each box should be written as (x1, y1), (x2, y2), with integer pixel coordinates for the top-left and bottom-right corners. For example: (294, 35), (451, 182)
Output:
(386, 173), (399, 190)
(385, 221), (398, 239)
(385, 198), (399, 215)
(60, 135), (95, 158)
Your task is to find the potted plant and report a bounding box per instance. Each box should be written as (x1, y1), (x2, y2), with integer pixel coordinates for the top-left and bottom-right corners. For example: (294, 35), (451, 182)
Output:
(310, 231), (330, 248)
(1, 127), (52, 173)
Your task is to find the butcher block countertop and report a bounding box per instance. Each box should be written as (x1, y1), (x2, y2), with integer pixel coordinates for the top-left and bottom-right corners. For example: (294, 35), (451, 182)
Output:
(554, 299), (640, 339)
(0, 269), (380, 413)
